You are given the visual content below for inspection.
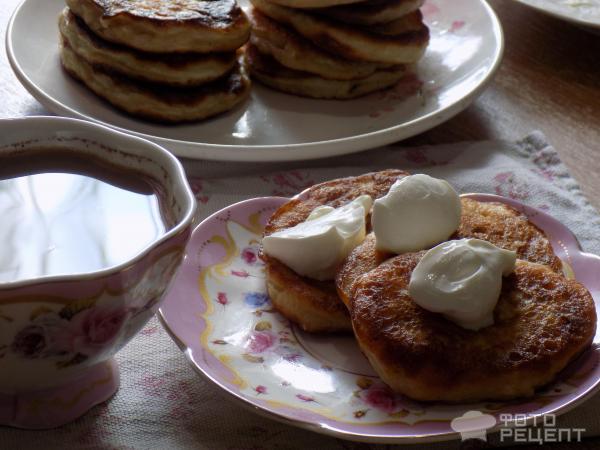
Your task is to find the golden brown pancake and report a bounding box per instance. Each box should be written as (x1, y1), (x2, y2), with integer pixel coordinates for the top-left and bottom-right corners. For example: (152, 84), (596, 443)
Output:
(249, 9), (392, 81)
(250, 0), (429, 64)
(336, 233), (389, 307)
(261, 170), (410, 333)
(351, 254), (596, 402)
(268, 0), (365, 9)
(247, 44), (408, 99)
(60, 41), (251, 123)
(317, 0), (424, 26)
(59, 8), (236, 86)
(336, 198), (563, 306)
(458, 198), (563, 273)
(371, 10), (426, 36)
(66, 0), (251, 53)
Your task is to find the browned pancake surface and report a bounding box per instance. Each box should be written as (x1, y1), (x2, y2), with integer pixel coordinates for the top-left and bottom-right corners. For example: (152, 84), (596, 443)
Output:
(80, 0), (245, 26)
(336, 197), (563, 305)
(351, 254), (596, 401)
(336, 233), (391, 307)
(59, 8), (237, 88)
(250, 0), (429, 64)
(66, 10), (235, 68)
(249, 9), (394, 81)
(317, 0), (424, 26)
(67, 0), (250, 53)
(60, 40), (250, 123)
(247, 44), (408, 99)
(262, 170), (409, 332)
(458, 198), (562, 273)
(265, 170), (409, 234)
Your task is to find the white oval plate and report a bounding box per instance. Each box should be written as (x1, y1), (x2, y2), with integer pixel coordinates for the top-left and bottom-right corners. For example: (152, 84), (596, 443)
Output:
(514, 0), (600, 31)
(6, 0), (503, 162)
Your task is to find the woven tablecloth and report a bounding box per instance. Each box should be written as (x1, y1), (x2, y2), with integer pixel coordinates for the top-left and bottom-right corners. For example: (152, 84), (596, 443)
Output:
(4, 132), (600, 449)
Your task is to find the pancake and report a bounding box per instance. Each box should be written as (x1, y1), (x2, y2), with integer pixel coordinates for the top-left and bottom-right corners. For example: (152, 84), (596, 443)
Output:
(317, 0), (425, 26)
(458, 198), (563, 272)
(249, 10), (391, 81)
(371, 10), (426, 36)
(336, 233), (389, 307)
(250, 0), (429, 64)
(268, 0), (365, 9)
(60, 41), (251, 123)
(261, 170), (410, 333)
(59, 8), (236, 87)
(336, 197), (564, 306)
(247, 45), (408, 99)
(350, 254), (596, 402)
(66, 0), (251, 53)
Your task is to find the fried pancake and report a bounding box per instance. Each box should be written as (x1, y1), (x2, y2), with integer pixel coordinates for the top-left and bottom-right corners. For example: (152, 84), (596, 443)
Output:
(249, 10), (391, 81)
(371, 10), (426, 36)
(336, 233), (389, 307)
(250, 0), (429, 64)
(351, 255), (596, 402)
(268, 0), (365, 9)
(262, 170), (409, 333)
(60, 41), (250, 123)
(66, 0), (250, 53)
(458, 198), (563, 272)
(336, 198), (564, 306)
(317, 0), (424, 26)
(59, 9), (236, 87)
(247, 45), (408, 99)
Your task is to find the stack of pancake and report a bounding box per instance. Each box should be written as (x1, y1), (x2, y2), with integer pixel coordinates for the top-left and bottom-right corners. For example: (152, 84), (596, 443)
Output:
(59, 0), (251, 123)
(247, 0), (429, 99)
(261, 171), (597, 402)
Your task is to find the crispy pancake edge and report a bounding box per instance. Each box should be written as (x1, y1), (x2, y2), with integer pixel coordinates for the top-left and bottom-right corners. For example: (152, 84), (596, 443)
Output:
(261, 170), (410, 332)
(251, 0), (429, 64)
(59, 8), (236, 86)
(318, 0), (425, 26)
(249, 9), (386, 81)
(264, 170), (410, 234)
(336, 197), (564, 306)
(458, 198), (563, 273)
(350, 255), (596, 402)
(264, 255), (351, 333)
(60, 42), (251, 123)
(67, 0), (251, 53)
(247, 45), (409, 99)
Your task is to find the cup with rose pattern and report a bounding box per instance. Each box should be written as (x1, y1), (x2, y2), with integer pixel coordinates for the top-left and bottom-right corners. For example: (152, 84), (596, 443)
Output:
(0, 116), (196, 429)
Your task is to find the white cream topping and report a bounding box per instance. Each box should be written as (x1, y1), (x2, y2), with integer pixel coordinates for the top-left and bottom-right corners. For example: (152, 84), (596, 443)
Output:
(408, 239), (517, 330)
(262, 195), (373, 280)
(371, 174), (462, 253)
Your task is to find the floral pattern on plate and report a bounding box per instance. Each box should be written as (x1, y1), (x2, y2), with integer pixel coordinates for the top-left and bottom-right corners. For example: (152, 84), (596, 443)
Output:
(159, 196), (600, 443)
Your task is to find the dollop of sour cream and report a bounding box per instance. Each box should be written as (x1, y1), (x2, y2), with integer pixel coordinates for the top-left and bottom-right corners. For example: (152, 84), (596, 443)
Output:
(408, 239), (517, 330)
(263, 195), (373, 280)
(371, 174), (462, 253)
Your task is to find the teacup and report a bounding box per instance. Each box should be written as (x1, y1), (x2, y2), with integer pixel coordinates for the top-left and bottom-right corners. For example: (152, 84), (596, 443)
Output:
(0, 117), (196, 428)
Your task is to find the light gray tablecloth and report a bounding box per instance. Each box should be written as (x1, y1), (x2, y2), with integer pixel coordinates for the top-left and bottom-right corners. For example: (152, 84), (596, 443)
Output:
(3, 132), (599, 449)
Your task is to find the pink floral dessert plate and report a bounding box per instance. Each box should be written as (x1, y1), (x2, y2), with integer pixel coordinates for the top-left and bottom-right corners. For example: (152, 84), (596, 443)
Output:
(159, 194), (600, 443)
